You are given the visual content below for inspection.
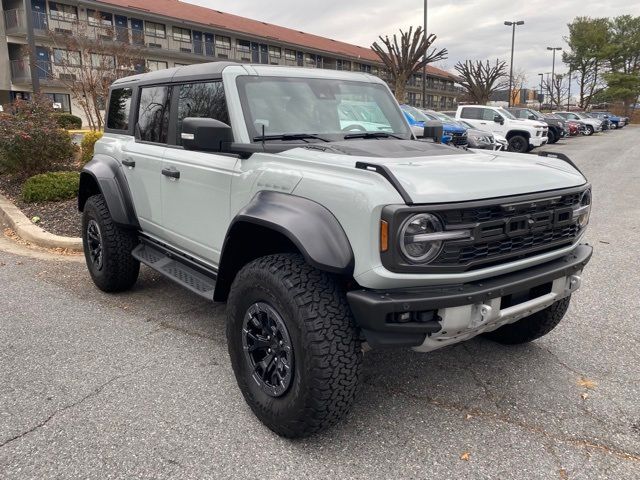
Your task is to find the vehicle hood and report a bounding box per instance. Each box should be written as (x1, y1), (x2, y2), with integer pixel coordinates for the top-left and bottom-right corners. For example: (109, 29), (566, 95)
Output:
(512, 118), (547, 128)
(281, 140), (586, 203)
(442, 122), (466, 134)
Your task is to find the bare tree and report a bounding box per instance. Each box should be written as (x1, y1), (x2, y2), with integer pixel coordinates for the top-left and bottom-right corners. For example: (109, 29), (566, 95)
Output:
(454, 59), (508, 104)
(509, 69), (528, 105)
(545, 74), (570, 109)
(46, 12), (145, 129)
(371, 26), (447, 103)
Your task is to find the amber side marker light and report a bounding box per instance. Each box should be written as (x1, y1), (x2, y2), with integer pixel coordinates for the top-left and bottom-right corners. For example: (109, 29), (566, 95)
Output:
(380, 220), (389, 252)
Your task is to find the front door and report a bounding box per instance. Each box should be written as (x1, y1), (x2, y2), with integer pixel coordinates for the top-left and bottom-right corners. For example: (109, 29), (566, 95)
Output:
(204, 33), (215, 56)
(31, 0), (47, 30)
(160, 81), (237, 264)
(251, 43), (260, 63)
(260, 44), (269, 64)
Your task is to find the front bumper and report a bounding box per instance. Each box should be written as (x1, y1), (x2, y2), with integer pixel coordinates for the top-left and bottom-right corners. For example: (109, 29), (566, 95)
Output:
(347, 244), (592, 349)
(529, 136), (548, 147)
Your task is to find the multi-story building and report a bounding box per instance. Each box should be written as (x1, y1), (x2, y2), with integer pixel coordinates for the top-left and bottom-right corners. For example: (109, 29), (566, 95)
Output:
(1, 0), (459, 124)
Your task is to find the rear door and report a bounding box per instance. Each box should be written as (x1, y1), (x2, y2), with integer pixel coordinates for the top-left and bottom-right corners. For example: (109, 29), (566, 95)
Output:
(458, 107), (486, 130)
(160, 81), (238, 264)
(121, 85), (171, 237)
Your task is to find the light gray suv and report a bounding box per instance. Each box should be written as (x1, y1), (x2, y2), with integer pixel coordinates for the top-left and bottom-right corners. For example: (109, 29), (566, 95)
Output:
(80, 62), (593, 438)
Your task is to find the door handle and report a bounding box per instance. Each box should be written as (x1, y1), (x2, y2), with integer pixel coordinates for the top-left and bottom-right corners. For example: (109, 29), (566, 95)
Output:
(162, 167), (180, 179)
(122, 158), (135, 167)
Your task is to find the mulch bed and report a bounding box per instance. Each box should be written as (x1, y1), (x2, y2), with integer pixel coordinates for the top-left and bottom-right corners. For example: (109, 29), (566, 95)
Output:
(0, 174), (81, 238)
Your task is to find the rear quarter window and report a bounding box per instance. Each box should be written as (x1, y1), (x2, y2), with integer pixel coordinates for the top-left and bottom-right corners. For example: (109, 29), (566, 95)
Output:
(106, 88), (133, 131)
(460, 107), (483, 120)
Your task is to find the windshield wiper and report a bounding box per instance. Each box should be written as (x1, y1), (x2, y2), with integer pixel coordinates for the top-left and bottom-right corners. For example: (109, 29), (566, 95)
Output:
(343, 132), (402, 140)
(252, 133), (330, 143)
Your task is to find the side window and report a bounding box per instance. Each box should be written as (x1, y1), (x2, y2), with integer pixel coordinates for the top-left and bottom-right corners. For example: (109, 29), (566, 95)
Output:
(460, 107), (482, 120)
(137, 86), (170, 143)
(176, 82), (230, 145)
(106, 88), (133, 131)
(482, 109), (498, 121)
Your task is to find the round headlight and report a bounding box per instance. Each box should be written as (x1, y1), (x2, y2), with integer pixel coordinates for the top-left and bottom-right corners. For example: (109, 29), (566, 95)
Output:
(577, 189), (592, 228)
(399, 213), (443, 263)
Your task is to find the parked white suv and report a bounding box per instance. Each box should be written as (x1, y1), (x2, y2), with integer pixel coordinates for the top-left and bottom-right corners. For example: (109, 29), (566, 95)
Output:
(455, 105), (548, 153)
(79, 63), (592, 438)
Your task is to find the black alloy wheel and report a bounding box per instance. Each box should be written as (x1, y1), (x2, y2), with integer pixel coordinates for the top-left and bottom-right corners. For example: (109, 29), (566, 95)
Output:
(242, 302), (294, 397)
(86, 219), (103, 271)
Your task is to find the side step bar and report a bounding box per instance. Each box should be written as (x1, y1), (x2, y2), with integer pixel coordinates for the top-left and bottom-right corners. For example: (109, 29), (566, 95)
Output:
(132, 243), (216, 300)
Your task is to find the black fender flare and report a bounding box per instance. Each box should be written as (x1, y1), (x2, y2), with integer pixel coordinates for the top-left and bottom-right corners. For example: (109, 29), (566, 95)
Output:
(78, 154), (139, 228)
(223, 191), (354, 274)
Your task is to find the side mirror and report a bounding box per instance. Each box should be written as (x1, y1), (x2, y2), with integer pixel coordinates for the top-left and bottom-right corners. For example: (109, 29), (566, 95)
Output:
(493, 114), (504, 125)
(423, 120), (443, 143)
(528, 114), (536, 120)
(181, 117), (233, 152)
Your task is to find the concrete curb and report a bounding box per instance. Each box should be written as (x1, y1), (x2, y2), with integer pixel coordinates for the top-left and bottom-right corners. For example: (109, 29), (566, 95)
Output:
(0, 193), (83, 251)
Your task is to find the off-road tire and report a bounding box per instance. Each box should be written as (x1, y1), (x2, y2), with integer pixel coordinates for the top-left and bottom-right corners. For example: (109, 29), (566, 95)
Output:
(82, 194), (139, 292)
(508, 135), (529, 153)
(226, 253), (362, 438)
(483, 296), (571, 345)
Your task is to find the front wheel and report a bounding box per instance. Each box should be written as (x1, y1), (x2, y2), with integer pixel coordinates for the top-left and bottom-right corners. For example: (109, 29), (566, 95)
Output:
(82, 194), (140, 292)
(483, 296), (570, 344)
(547, 129), (557, 144)
(508, 135), (529, 153)
(226, 254), (362, 438)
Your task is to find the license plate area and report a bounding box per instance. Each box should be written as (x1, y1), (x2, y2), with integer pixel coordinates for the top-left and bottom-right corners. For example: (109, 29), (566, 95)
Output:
(500, 281), (553, 309)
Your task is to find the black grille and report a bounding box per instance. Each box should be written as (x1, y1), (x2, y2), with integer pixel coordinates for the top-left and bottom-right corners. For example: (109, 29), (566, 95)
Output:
(438, 224), (579, 266)
(450, 132), (468, 146)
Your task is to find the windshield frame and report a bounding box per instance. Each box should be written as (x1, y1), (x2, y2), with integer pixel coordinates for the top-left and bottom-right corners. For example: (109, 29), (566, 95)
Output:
(496, 107), (517, 120)
(235, 75), (412, 143)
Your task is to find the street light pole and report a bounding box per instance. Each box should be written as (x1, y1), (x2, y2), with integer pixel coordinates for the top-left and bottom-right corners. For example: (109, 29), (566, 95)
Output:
(567, 68), (572, 110)
(504, 20), (524, 107)
(422, 0), (428, 109)
(538, 73), (544, 109)
(547, 46), (562, 108)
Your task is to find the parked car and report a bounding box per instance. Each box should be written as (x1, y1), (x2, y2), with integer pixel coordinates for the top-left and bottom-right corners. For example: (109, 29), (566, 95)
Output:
(401, 105), (467, 146)
(588, 112), (611, 130)
(420, 109), (468, 147)
(554, 111), (602, 136)
(455, 105), (549, 153)
(590, 111), (625, 129)
(507, 107), (567, 144)
(455, 119), (497, 149)
(80, 63), (593, 438)
(564, 120), (582, 136)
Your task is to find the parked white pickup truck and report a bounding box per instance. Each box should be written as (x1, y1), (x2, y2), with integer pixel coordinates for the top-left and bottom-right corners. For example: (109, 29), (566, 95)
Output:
(455, 105), (548, 153)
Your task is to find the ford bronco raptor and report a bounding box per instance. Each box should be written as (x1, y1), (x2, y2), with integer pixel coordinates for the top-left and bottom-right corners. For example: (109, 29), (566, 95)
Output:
(80, 63), (592, 438)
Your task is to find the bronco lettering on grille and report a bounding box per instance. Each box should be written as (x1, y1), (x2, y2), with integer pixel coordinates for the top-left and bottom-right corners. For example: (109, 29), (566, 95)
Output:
(474, 206), (574, 240)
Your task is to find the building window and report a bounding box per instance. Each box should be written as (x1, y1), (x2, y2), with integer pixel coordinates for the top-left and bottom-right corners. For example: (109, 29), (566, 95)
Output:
(269, 46), (281, 58)
(44, 93), (71, 113)
(53, 48), (81, 66)
(215, 35), (231, 49)
(337, 60), (351, 71)
(87, 10), (113, 26)
(90, 53), (115, 69)
(284, 49), (296, 60)
(137, 86), (170, 143)
(145, 21), (166, 38)
(176, 82), (230, 145)
(172, 26), (191, 43)
(304, 53), (316, 65)
(49, 3), (78, 21)
(147, 60), (168, 71)
(359, 64), (372, 73)
(237, 39), (251, 52)
(106, 88), (132, 130)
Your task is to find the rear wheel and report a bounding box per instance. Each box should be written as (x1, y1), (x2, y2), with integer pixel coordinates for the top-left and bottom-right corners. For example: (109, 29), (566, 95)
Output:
(508, 135), (529, 153)
(483, 296), (570, 344)
(585, 125), (595, 136)
(226, 253), (362, 438)
(82, 194), (139, 292)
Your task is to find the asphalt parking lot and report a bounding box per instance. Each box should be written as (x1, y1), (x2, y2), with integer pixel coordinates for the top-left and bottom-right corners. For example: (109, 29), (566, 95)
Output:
(1, 127), (639, 479)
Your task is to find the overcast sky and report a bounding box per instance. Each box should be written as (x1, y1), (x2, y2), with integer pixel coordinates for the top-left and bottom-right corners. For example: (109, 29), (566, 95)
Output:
(186, 0), (640, 89)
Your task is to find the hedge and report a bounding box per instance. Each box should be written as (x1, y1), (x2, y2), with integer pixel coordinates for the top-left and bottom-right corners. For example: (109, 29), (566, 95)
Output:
(54, 113), (83, 129)
(22, 171), (80, 203)
(81, 130), (103, 164)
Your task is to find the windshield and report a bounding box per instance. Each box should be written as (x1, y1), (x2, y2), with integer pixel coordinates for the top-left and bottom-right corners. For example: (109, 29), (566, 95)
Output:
(401, 105), (432, 123)
(430, 111), (456, 122)
(236, 76), (411, 141)
(497, 108), (516, 120)
(527, 109), (544, 120)
(545, 113), (562, 120)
